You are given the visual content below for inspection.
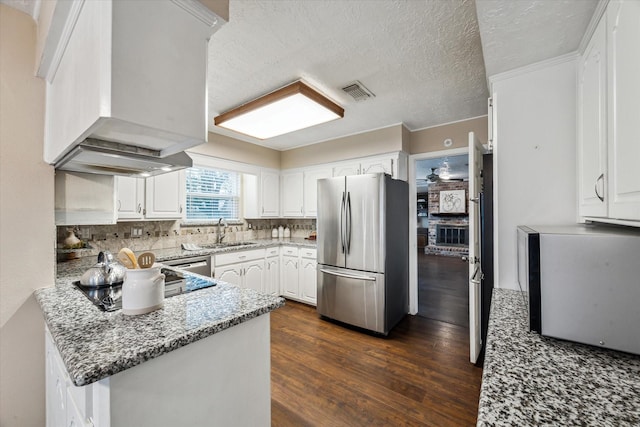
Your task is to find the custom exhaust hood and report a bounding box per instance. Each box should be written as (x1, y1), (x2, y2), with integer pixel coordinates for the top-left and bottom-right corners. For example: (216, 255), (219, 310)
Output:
(55, 139), (193, 177)
(42, 0), (227, 177)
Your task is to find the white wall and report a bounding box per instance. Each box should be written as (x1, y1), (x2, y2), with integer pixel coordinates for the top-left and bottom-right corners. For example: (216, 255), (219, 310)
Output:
(492, 57), (578, 290)
(0, 5), (55, 426)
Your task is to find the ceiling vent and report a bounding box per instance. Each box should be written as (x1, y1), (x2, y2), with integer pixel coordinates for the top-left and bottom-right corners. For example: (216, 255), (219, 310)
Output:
(342, 81), (375, 101)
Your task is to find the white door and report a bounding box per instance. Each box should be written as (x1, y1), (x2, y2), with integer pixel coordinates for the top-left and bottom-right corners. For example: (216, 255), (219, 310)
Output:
(299, 258), (317, 305)
(281, 255), (299, 298)
(243, 260), (264, 292)
(265, 256), (280, 296)
(360, 158), (393, 176)
(303, 168), (332, 217)
(116, 176), (145, 220)
(468, 132), (484, 364)
(145, 170), (184, 219)
(578, 16), (608, 218)
(607, 0), (640, 221)
(260, 171), (280, 217)
(332, 163), (360, 177)
(215, 264), (242, 287)
(281, 172), (304, 217)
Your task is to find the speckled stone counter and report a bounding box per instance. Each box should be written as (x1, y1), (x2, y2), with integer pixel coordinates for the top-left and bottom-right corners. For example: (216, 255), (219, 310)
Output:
(35, 239), (298, 386)
(477, 289), (640, 426)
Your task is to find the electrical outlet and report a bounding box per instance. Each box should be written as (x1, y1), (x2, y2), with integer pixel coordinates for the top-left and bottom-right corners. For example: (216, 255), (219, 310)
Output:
(79, 228), (91, 240)
(131, 227), (143, 238)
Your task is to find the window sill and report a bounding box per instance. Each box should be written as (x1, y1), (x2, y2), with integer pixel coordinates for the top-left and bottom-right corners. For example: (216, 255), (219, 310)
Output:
(180, 220), (245, 227)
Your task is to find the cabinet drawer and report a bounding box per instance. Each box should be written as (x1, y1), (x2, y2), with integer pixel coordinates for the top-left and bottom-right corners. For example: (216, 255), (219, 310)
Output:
(300, 248), (317, 259)
(265, 247), (279, 257)
(281, 246), (299, 257)
(215, 249), (265, 266)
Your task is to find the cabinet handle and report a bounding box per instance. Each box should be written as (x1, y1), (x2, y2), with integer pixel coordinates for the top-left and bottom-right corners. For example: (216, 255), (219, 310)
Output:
(137, 203), (142, 213)
(143, 208), (146, 215)
(262, 207), (265, 214)
(179, 205), (183, 213)
(117, 200), (121, 211)
(595, 173), (605, 202)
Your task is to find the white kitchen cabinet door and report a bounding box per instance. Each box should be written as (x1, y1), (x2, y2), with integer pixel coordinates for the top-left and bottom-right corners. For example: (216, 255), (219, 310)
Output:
(578, 16), (608, 218)
(299, 258), (317, 305)
(243, 260), (265, 292)
(303, 168), (332, 217)
(265, 256), (280, 296)
(215, 264), (242, 287)
(360, 158), (393, 176)
(332, 163), (360, 177)
(607, 0), (640, 221)
(116, 176), (145, 220)
(144, 170), (185, 219)
(46, 337), (67, 427)
(281, 172), (304, 217)
(261, 171), (280, 217)
(281, 255), (299, 298)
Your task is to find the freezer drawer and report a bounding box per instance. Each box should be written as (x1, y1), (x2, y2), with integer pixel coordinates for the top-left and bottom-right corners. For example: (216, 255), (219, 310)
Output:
(317, 265), (385, 334)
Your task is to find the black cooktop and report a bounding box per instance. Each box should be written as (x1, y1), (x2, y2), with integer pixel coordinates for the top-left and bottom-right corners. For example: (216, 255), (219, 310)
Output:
(74, 268), (216, 312)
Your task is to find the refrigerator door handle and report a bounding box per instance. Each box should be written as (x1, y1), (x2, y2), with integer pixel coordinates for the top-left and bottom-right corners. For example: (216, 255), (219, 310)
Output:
(340, 191), (346, 253)
(319, 268), (377, 282)
(346, 192), (352, 253)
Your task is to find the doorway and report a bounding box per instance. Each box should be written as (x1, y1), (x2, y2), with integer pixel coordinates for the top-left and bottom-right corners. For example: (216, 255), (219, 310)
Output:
(415, 154), (469, 327)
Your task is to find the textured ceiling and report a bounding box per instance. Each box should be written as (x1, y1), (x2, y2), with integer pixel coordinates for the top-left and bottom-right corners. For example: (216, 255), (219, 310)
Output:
(475, 0), (598, 77)
(0, 0), (38, 18)
(208, 0), (489, 151)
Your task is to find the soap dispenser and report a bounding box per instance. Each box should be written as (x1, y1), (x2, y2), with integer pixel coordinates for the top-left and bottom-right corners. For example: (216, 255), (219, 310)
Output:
(278, 225), (284, 239)
(271, 227), (278, 238)
(284, 225), (290, 238)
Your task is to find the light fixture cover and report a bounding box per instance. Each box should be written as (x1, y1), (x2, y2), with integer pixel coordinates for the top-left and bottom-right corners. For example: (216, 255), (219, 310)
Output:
(214, 81), (344, 140)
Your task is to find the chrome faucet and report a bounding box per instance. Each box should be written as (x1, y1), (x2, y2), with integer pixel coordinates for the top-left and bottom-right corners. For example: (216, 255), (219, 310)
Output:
(217, 218), (228, 244)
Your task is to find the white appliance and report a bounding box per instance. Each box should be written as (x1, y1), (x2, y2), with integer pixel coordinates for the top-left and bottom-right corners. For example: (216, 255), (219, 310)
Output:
(517, 224), (640, 355)
(317, 174), (409, 335)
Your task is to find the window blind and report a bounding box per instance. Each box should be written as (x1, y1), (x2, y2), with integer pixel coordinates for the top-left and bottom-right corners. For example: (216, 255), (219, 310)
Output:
(185, 167), (240, 220)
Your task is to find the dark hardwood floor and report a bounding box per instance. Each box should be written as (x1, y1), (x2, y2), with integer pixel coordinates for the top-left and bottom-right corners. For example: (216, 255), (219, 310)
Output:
(418, 253), (469, 327)
(271, 301), (482, 426)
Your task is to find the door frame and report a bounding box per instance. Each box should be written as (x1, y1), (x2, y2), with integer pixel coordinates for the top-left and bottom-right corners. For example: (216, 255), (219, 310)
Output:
(407, 147), (469, 314)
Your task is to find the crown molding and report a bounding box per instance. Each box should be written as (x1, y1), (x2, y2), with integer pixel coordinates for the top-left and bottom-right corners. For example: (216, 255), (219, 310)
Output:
(488, 51), (579, 87)
(171, 0), (221, 28)
(578, 0), (609, 54)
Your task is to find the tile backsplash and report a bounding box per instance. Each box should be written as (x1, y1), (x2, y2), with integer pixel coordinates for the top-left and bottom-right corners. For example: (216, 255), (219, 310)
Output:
(57, 219), (316, 260)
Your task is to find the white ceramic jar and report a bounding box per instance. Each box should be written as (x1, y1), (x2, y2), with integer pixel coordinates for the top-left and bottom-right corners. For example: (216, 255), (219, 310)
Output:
(122, 267), (165, 315)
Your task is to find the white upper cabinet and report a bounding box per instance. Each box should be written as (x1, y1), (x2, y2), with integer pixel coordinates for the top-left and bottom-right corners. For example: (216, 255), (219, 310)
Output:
(578, 16), (608, 218)
(606, 0), (640, 221)
(144, 170), (185, 219)
(330, 153), (408, 181)
(116, 177), (145, 220)
(281, 172), (304, 217)
(332, 163), (361, 177)
(360, 158), (393, 175)
(260, 171), (280, 217)
(578, 0), (640, 224)
(303, 168), (332, 217)
(43, 0), (224, 164)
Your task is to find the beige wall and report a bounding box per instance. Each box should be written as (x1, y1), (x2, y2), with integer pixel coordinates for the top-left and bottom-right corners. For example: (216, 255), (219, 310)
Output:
(0, 5), (55, 426)
(281, 124), (404, 169)
(189, 132), (281, 169)
(409, 116), (488, 154)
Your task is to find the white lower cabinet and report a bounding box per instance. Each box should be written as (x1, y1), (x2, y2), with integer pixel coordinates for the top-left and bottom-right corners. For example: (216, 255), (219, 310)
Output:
(280, 246), (317, 305)
(281, 247), (300, 299)
(264, 247), (280, 296)
(214, 249), (265, 291)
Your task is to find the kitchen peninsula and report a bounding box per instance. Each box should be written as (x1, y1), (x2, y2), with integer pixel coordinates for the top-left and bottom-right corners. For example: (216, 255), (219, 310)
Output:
(36, 242), (290, 427)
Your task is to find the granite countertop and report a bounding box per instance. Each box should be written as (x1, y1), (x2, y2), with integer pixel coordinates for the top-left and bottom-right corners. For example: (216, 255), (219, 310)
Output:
(477, 289), (640, 426)
(35, 239), (312, 387)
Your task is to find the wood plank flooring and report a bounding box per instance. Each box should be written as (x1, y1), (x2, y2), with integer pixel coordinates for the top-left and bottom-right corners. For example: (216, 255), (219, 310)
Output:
(271, 301), (482, 426)
(418, 253), (469, 327)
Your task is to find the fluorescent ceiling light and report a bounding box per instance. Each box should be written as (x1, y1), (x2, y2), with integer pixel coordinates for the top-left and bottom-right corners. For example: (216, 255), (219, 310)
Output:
(214, 81), (344, 140)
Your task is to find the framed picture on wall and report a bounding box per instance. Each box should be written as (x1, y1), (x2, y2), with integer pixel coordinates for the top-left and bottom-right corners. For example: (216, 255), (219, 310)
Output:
(439, 190), (465, 213)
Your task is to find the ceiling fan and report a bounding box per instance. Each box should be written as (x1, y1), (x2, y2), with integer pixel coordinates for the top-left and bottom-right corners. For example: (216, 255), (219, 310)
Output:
(420, 167), (464, 183)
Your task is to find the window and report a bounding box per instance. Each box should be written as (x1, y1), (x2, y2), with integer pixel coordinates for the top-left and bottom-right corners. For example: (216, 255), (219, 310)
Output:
(185, 166), (240, 221)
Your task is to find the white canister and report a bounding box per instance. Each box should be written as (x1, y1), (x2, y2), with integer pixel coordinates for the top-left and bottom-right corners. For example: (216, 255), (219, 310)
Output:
(278, 225), (284, 238)
(284, 226), (290, 238)
(272, 227), (278, 238)
(122, 267), (165, 315)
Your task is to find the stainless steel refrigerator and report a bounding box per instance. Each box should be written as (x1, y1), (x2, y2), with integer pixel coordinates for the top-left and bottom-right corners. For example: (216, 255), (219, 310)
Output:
(317, 173), (408, 335)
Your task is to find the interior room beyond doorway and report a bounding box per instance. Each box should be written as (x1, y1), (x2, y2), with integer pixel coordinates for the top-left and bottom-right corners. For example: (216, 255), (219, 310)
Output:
(415, 154), (469, 327)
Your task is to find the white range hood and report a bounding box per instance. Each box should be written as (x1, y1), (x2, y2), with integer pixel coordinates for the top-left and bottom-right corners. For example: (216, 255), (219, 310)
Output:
(41, 0), (226, 174)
